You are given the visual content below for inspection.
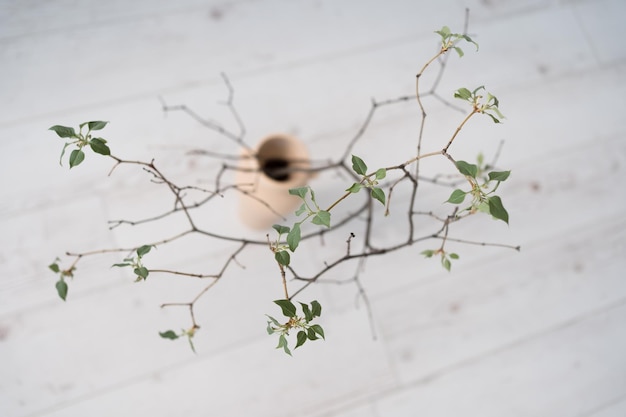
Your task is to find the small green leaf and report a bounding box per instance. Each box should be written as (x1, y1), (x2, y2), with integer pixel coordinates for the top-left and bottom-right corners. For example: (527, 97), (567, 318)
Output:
(288, 187), (308, 199)
(134, 266), (149, 280)
(136, 245), (152, 257)
(455, 160), (478, 178)
(449, 253), (460, 260)
(375, 168), (386, 180)
(48, 263), (60, 273)
(275, 251), (290, 266)
(421, 250), (435, 258)
(111, 263), (131, 267)
(89, 138), (111, 156)
(488, 195), (509, 224)
(87, 121), (108, 131)
(266, 321), (275, 335)
(310, 324), (325, 340)
(69, 149), (85, 168)
(462, 34), (479, 50)
(351, 155), (367, 176)
(295, 331), (307, 349)
(307, 328), (319, 340)
(300, 302), (313, 322)
(488, 170), (511, 182)
(266, 315), (281, 327)
(58, 142), (71, 166)
(287, 223), (301, 252)
(272, 224), (290, 235)
(49, 125), (77, 138)
(159, 330), (179, 340)
(312, 211), (331, 228)
(371, 187), (386, 206)
(435, 26), (451, 37)
(484, 112), (501, 124)
(278, 334), (292, 355)
(55, 279), (68, 301)
(453, 46), (464, 57)
(346, 183), (362, 193)
(274, 299), (297, 318)
(446, 189), (467, 204)
(295, 203), (308, 216)
(311, 300), (322, 318)
(454, 88), (472, 101)
(442, 257), (451, 271)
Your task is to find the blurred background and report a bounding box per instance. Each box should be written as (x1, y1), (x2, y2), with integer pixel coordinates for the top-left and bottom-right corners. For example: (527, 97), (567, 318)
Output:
(1, 0), (625, 416)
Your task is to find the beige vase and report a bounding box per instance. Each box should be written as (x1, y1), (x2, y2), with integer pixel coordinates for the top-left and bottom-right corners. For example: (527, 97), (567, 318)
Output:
(236, 133), (311, 230)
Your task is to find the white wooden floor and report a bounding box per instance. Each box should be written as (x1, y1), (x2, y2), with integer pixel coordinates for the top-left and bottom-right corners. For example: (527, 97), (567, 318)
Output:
(2, 0), (626, 416)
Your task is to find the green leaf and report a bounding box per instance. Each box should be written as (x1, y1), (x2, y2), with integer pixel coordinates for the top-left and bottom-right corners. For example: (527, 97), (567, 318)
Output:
(310, 324), (325, 340)
(441, 258), (452, 272)
(134, 266), (149, 280)
(272, 224), (290, 235)
(69, 149), (85, 168)
(488, 170), (511, 182)
(435, 26), (451, 37)
(274, 299), (297, 318)
(49, 125), (77, 138)
(300, 302), (313, 322)
(307, 327), (319, 340)
(88, 121), (108, 131)
(295, 203), (308, 216)
(266, 321), (276, 335)
(375, 168), (386, 180)
(111, 263), (131, 267)
(288, 187), (308, 199)
(472, 85), (485, 95)
(89, 138), (111, 156)
(449, 253), (460, 260)
(488, 195), (509, 224)
(371, 187), (386, 206)
(276, 334), (292, 355)
(266, 315), (281, 327)
(55, 279), (68, 301)
(275, 250), (290, 266)
(446, 189), (467, 204)
(68, 147), (83, 167)
(311, 211), (331, 228)
(484, 112), (501, 124)
(136, 245), (152, 257)
(159, 330), (179, 340)
(295, 331), (307, 349)
(346, 183), (362, 193)
(421, 250), (435, 258)
(351, 155), (367, 176)
(287, 223), (301, 252)
(453, 46), (464, 57)
(454, 88), (472, 101)
(462, 34), (479, 50)
(48, 263), (60, 273)
(442, 257), (452, 271)
(455, 160), (478, 178)
(59, 142), (71, 166)
(311, 300), (322, 318)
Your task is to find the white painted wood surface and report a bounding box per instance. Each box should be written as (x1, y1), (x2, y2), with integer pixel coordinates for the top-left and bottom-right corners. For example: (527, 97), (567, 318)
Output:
(1, 0), (625, 416)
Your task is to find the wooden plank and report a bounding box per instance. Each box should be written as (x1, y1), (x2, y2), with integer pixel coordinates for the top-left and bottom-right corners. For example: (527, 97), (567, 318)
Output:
(374, 301), (626, 416)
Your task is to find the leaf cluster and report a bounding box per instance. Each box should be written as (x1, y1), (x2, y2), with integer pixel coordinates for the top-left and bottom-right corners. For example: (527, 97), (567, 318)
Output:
(346, 155), (387, 207)
(454, 86), (504, 124)
(446, 159), (510, 224)
(158, 326), (198, 353)
(266, 299), (324, 356)
(48, 257), (76, 301)
(112, 244), (154, 281)
(434, 25), (478, 57)
(421, 249), (460, 272)
(49, 121), (111, 168)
